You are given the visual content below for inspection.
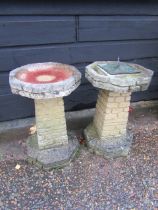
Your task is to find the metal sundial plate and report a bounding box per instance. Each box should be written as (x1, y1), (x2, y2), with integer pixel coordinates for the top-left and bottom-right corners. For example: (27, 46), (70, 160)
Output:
(97, 62), (141, 75)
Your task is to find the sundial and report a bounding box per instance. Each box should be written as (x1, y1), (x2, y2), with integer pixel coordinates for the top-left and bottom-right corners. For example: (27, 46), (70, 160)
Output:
(85, 61), (153, 92)
(84, 61), (153, 159)
(97, 62), (141, 75)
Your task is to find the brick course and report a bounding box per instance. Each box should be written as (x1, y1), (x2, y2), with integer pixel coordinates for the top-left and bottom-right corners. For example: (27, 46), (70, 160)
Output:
(35, 98), (68, 149)
(94, 90), (131, 139)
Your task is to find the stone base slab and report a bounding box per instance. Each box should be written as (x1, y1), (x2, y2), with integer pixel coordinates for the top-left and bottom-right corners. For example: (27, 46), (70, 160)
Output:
(84, 123), (133, 158)
(27, 131), (79, 170)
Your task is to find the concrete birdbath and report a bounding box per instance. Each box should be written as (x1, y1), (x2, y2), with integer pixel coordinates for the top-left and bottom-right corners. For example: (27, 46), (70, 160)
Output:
(84, 61), (153, 158)
(9, 62), (81, 169)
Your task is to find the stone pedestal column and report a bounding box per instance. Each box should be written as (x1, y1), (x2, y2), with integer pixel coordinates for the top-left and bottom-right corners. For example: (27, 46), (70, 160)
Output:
(94, 90), (131, 141)
(84, 61), (153, 158)
(9, 62), (81, 169)
(35, 98), (68, 149)
(84, 90), (133, 158)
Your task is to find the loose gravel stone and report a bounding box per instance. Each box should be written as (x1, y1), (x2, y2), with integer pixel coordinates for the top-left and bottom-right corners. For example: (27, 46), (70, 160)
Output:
(0, 107), (158, 209)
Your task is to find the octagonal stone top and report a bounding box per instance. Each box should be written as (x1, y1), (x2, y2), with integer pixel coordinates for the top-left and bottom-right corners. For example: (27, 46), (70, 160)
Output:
(86, 61), (153, 93)
(9, 62), (81, 99)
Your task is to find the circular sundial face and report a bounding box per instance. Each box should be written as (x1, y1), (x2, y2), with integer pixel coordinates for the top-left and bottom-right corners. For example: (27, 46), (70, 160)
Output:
(15, 66), (73, 84)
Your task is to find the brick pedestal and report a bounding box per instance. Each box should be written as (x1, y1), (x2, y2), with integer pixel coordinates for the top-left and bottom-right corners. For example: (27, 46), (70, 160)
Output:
(35, 98), (68, 149)
(84, 90), (133, 158)
(27, 97), (79, 169)
(94, 90), (131, 140)
(9, 62), (81, 169)
(84, 61), (153, 158)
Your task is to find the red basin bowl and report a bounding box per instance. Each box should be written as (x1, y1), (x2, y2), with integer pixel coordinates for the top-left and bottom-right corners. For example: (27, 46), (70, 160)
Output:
(16, 66), (73, 84)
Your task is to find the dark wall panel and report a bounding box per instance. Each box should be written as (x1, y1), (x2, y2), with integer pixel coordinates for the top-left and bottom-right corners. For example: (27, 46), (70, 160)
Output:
(0, 1), (158, 15)
(79, 16), (158, 42)
(0, 40), (158, 72)
(0, 16), (76, 46)
(0, 58), (158, 122)
(1, 60), (158, 96)
(0, 73), (10, 95)
(0, 1), (158, 122)
(0, 95), (34, 122)
(69, 41), (158, 63)
(0, 84), (98, 122)
(0, 76), (157, 122)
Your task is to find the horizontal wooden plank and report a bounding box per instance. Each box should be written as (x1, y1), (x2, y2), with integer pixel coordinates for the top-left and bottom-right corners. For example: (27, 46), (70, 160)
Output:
(0, 94), (34, 122)
(0, 73), (10, 95)
(131, 57), (158, 74)
(0, 84), (157, 122)
(132, 90), (158, 102)
(0, 16), (75, 47)
(79, 16), (158, 42)
(0, 1), (158, 15)
(1, 56), (158, 122)
(70, 41), (158, 64)
(1, 40), (158, 72)
(1, 85), (158, 122)
(2, 57), (158, 93)
(64, 84), (98, 111)
(1, 73), (158, 96)
(1, 74), (157, 96)
(0, 84), (98, 122)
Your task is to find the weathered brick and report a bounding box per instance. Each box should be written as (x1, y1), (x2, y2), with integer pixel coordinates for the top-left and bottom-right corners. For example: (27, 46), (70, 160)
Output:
(118, 101), (130, 108)
(94, 90), (131, 139)
(107, 97), (115, 103)
(106, 102), (119, 108)
(125, 96), (131, 102)
(115, 96), (126, 103)
(111, 108), (125, 114)
(104, 113), (118, 120)
(117, 112), (129, 118)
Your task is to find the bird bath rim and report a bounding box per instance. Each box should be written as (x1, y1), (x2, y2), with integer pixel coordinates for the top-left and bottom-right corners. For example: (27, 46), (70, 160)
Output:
(9, 62), (81, 99)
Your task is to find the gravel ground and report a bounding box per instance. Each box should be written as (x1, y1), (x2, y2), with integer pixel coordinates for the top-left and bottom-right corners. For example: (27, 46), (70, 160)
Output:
(0, 107), (158, 209)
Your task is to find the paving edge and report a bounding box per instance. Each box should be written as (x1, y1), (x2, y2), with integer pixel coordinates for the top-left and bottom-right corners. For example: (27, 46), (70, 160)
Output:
(0, 100), (158, 137)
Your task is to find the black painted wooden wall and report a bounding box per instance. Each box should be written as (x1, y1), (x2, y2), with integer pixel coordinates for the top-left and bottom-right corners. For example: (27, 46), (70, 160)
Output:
(0, 1), (158, 122)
